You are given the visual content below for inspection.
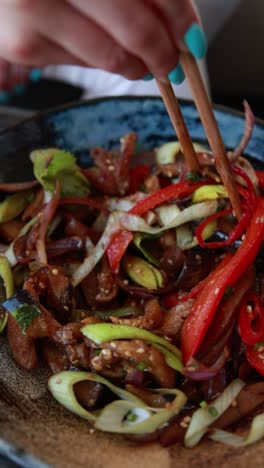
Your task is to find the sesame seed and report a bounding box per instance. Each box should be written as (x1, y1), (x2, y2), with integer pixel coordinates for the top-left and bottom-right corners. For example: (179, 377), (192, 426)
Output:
(183, 416), (191, 423)
(39, 282), (45, 289)
(247, 305), (253, 314)
(89, 428), (95, 434)
(214, 288), (220, 295)
(180, 421), (188, 428)
(257, 346), (264, 352)
(231, 400), (237, 407)
(108, 165), (115, 171)
(52, 268), (59, 275)
(137, 348), (145, 354)
(63, 305), (69, 311)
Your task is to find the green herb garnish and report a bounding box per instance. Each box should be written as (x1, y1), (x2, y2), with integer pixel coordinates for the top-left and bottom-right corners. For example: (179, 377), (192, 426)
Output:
(126, 411), (138, 422)
(199, 401), (207, 409)
(3, 290), (41, 333)
(254, 340), (264, 349)
(186, 171), (202, 182)
(30, 148), (89, 197)
(224, 285), (233, 298)
(136, 361), (147, 371)
(208, 406), (219, 417)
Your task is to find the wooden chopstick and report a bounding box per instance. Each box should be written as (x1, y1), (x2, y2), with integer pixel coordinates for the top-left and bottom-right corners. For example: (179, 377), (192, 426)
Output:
(180, 52), (242, 220)
(157, 80), (200, 173)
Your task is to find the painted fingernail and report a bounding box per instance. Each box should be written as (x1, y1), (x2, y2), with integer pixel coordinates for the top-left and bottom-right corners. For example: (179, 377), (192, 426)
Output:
(0, 91), (10, 104)
(30, 68), (42, 82)
(143, 73), (154, 81)
(184, 23), (207, 59)
(168, 64), (185, 85)
(14, 83), (26, 96)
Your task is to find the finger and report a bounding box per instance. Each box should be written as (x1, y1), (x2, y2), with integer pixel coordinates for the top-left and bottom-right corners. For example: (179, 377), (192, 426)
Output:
(12, 0), (148, 80)
(68, 0), (179, 78)
(0, 3), (88, 67)
(153, 0), (207, 59)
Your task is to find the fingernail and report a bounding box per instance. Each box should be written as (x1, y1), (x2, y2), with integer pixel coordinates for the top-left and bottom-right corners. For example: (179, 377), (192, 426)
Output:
(184, 23), (207, 59)
(168, 64), (185, 85)
(14, 83), (26, 96)
(30, 68), (42, 82)
(0, 91), (10, 104)
(143, 73), (154, 81)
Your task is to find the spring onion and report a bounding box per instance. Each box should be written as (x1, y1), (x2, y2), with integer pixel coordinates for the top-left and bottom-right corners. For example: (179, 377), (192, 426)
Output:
(210, 413), (264, 446)
(184, 379), (245, 447)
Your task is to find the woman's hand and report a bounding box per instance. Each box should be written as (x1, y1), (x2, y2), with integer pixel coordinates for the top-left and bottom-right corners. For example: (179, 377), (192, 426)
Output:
(0, 0), (207, 82)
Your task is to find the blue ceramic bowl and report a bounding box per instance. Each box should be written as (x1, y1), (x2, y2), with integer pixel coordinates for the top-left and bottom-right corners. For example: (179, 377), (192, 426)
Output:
(0, 97), (263, 186)
(0, 97), (263, 468)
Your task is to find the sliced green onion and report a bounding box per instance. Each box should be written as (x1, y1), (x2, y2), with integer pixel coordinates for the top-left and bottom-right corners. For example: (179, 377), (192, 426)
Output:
(192, 185), (228, 203)
(210, 413), (264, 446)
(123, 256), (164, 289)
(0, 256), (14, 334)
(155, 142), (181, 165)
(134, 233), (160, 266)
(48, 371), (144, 423)
(81, 323), (182, 360)
(184, 379), (245, 448)
(95, 388), (187, 434)
(156, 204), (180, 226)
(0, 191), (33, 223)
(4, 216), (38, 267)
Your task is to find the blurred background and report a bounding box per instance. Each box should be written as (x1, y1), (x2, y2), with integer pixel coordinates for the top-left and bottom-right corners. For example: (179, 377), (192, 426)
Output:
(0, 0), (263, 127)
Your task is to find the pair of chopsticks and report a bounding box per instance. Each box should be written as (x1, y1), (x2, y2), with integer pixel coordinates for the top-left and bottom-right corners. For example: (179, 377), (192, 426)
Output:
(157, 52), (242, 220)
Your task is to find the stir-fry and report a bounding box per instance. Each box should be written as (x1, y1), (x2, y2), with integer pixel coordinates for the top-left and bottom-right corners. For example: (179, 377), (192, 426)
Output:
(0, 107), (264, 448)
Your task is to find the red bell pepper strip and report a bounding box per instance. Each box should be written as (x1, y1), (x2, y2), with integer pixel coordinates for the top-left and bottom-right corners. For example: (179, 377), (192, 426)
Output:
(181, 196), (264, 365)
(245, 345), (264, 376)
(107, 180), (206, 272)
(128, 165), (150, 194)
(195, 206), (253, 249)
(163, 254), (232, 308)
(129, 180), (205, 216)
(107, 230), (133, 273)
(239, 292), (264, 346)
(256, 170), (264, 189)
(232, 165), (256, 207)
(195, 165), (257, 250)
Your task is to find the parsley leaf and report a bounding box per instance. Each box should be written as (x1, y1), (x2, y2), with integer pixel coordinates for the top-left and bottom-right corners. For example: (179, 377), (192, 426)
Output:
(30, 148), (89, 197)
(3, 290), (41, 333)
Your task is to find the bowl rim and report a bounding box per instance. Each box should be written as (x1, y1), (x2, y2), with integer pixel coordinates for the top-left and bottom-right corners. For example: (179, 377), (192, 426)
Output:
(0, 96), (263, 136)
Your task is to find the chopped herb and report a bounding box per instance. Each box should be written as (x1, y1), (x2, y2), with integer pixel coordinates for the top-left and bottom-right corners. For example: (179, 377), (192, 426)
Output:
(126, 411), (138, 422)
(254, 340), (264, 349)
(13, 304), (40, 333)
(186, 171), (202, 182)
(208, 406), (219, 417)
(95, 349), (102, 356)
(224, 285), (233, 298)
(2, 290), (41, 333)
(199, 400), (207, 409)
(30, 148), (89, 196)
(136, 361), (147, 371)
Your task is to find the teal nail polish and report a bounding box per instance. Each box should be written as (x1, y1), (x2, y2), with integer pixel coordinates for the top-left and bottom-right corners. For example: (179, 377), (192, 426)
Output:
(0, 91), (10, 104)
(168, 64), (185, 85)
(184, 23), (207, 59)
(143, 73), (153, 81)
(14, 83), (26, 96)
(30, 68), (42, 82)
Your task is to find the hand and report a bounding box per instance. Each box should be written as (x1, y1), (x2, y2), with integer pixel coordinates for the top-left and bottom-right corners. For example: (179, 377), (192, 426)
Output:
(0, 0), (207, 82)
